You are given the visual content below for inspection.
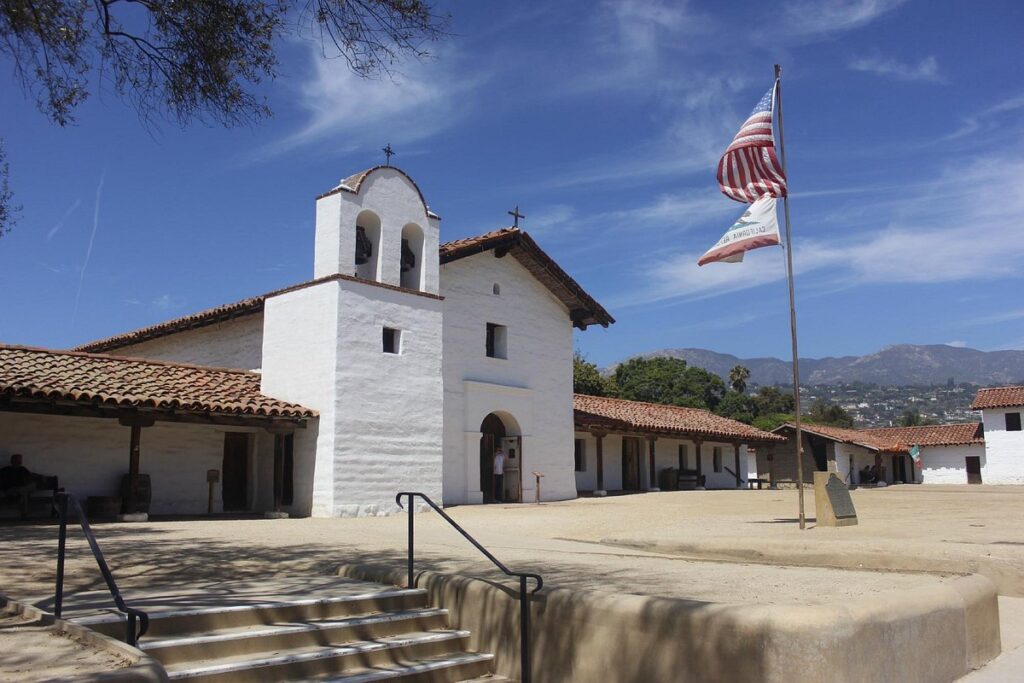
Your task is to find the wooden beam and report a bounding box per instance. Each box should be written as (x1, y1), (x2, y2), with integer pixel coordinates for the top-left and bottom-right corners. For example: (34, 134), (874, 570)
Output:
(733, 443), (742, 489)
(595, 433), (605, 492)
(0, 398), (306, 429)
(647, 436), (658, 489)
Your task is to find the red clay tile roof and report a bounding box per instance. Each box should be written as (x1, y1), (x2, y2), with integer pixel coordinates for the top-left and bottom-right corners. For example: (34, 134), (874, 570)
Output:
(773, 422), (907, 453)
(316, 166), (440, 219)
(971, 385), (1024, 410)
(862, 423), (984, 447)
(74, 272), (442, 353)
(441, 228), (614, 329)
(0, 345), (315, 421)
(574, 394), (784, 443)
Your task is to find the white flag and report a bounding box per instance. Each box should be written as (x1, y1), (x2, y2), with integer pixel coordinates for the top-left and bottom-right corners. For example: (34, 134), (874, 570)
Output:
(698, 194), (781, 266)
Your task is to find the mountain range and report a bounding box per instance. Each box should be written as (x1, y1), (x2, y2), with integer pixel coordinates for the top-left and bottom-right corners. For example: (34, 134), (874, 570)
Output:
(614, 344), (1024, 387)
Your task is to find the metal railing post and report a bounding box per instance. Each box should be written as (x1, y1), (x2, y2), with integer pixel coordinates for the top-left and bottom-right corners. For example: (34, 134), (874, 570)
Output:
(126, 613), (137, 647)
(54, 493), (68, 619)
(520, 574), (531, 683)
(406, 493), (415, 589)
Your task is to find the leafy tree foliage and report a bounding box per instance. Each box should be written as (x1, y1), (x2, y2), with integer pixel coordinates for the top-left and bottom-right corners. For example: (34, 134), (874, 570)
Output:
(805, 398), (854, 428)
(715, 391), (756, 424)
(0, 0), (449, 234)
(611, 357), (726, 410)
(727, 364), (750, 394)
(0, 142), (15, 239)
(900, 408), (922, 427)
(752, 386), (795, 415)
(573, 352), (614, 397)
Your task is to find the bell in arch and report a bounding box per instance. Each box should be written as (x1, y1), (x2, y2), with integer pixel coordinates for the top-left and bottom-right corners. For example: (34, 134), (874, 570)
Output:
(355, 225), (373, 265)
(401, 238), (416, 273)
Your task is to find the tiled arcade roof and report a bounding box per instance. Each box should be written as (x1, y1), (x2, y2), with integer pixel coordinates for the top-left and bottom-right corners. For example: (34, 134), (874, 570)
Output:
(573, 394), (784, 443)
(440, 228), (614, 329)
(0, 345), (315, 421)
(773, 422), (907, 454)
(971, 385), (1024, 410)
(862, 422), (984, 447)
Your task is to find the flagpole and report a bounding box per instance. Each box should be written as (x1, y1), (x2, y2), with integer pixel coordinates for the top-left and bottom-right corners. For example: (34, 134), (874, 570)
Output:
(774, 63), (806, 530)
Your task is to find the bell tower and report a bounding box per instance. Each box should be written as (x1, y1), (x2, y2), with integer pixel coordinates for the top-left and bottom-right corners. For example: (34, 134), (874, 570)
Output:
(313, 166), (440, 295)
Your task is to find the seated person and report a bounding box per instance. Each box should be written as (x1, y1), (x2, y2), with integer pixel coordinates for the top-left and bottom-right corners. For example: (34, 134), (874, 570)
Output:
(1, 453), (38, 518)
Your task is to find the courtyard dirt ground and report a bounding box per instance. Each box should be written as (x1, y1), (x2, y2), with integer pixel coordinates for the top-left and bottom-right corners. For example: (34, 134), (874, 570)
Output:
(0, 485), (1022, 679)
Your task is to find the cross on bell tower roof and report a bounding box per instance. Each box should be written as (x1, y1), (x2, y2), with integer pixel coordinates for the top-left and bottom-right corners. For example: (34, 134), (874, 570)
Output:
(382, 143), (395, 166)
(508, 205), (525, 228)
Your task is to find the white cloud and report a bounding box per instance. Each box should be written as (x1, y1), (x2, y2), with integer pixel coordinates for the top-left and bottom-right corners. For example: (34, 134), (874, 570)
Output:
(264, 45), (485, 156)
(781, 0), (909, 38)
(946, 93), (1024, 141)
(946, 341), (968, 348)
(849, 55), (943, 82)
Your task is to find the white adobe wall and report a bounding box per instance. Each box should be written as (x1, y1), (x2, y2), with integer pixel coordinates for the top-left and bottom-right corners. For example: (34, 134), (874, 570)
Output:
(918, 443), (985, 485)
(0, 413), (277, 515)
(106, 314), (264, 370)
(314, 168), (440, 294)
(261, 282), (340, 516)
(698, 442), (748, 489)
(981, 408), (1024, 484)
(261, 278), (444, 517)
(441, 252), (576, 505)
(331, 280), (444, 517)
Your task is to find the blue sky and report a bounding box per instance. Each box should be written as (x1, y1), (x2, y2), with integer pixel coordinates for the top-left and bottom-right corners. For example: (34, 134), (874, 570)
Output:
(2, 0), (1023, 368)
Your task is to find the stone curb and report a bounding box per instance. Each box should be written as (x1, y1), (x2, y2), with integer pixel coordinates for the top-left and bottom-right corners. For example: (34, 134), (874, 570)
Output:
(338, 563), (1001, 683)
(0, 595), (168, 682)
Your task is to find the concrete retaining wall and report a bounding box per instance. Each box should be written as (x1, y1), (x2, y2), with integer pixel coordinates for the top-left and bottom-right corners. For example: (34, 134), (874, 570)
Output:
(339, 564), (1000, 683)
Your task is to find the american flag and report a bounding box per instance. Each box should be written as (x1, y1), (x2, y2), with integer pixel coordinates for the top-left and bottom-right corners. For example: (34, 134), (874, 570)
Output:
(717, 85), (787, 203)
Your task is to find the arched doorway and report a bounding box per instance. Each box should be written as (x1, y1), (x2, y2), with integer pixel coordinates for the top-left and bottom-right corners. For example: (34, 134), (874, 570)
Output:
(479, 412), (522, 504)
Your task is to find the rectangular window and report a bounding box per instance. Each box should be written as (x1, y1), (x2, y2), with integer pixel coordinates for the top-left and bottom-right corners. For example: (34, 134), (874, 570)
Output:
(1007, 412), (1022, 432)
(574, 439), (586, 472)
(713, 446), (723, 473)
(383, 327), (401, 354)
(486, 323), (508, 359)
(678, 444), (688, 470)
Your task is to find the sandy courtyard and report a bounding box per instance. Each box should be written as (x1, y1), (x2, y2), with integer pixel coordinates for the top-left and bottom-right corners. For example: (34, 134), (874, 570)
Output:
(2, 485), (1022, 608)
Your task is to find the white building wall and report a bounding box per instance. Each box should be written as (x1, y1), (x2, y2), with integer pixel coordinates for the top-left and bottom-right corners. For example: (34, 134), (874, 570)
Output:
(699, 442), (748, 489)
(107, 314), (264, 370)
(0, 413), (277, 515)
(314, 169), (441, 295)
(441, 252), (576, 505)
(918, 443), (986, 485)
(980, 408), (1024, 484)
(331, 280), (444, 516)
(261, 282), (339, 516)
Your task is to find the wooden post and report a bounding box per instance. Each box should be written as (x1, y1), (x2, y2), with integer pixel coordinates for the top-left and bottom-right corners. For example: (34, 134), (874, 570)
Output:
(273, 435), (285, 513)
(694, 439), (704, 487)
(678, 443), (685, 471)
(734, 443), (742, 489)
(594, 431), (606, 496)
(647, 436), (659, 491)
(118, 414), (155, 516)
(768, 451), (776, 489)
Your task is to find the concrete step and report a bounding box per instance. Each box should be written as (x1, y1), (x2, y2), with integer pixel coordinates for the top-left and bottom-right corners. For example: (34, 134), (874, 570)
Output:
(141, 608), (451, 666)
(454, 675), (512, 683)
(310, 652), (496, 683)
(73, 588), (429, 640)
(164, 629), (474, 682)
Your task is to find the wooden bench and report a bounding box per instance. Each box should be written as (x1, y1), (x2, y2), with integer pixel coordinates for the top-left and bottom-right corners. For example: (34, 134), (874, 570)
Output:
(747, 478), (769, 490)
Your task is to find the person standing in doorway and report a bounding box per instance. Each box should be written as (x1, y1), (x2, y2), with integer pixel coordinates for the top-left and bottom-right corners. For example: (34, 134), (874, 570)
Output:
(493, 448), (506, 503)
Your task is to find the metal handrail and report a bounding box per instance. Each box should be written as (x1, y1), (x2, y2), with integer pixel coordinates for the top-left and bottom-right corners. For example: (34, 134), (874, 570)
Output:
(54, 493), (149, 646)
(396, 492), (542, 683)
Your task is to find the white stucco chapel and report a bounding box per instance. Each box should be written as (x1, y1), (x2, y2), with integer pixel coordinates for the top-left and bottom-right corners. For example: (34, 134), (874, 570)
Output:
(0, 166), (616, 518)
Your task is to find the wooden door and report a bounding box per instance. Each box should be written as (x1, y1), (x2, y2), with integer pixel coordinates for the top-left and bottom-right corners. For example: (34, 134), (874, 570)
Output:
(965, 456), (982, 485)
(222, 433), (250, 511)
(622, 438), (641, 490)
(479, 433), (495, 503)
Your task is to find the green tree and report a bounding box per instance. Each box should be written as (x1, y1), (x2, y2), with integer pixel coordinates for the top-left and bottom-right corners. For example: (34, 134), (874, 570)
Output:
(611, 357), (726, 410)
(900, 408), (922, 427)
(727, 364), (751, 394)
(805, 398), (854, 428)
(715, 391), (756, 424)
(573, 352), (613, 397)
(0, 0), (450, 234)
(753, 386), (794, 416)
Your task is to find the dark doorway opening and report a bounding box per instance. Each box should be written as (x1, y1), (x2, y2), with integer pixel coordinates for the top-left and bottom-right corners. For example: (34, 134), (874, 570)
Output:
(809, 436), (828, 472)
(480, 414), (506, 503)
(222, 433), (249, 511)
(966, 456), (982, 485)
(622, 437), (642, 491)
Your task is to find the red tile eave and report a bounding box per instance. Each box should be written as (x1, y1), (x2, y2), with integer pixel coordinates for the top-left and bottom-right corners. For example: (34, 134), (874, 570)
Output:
(970, 385), (1024, 410)
(315, 165), (440, 219)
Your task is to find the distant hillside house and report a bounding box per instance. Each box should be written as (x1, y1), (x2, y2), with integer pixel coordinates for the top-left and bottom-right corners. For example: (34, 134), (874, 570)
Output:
(764, 422), (988, 487)
(970, 386), (1024, 485)
(0, 166), (614, 518)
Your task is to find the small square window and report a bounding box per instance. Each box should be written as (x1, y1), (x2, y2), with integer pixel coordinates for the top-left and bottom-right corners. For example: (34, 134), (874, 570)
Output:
(574, 439), (586, 472)
(1007, 412), (1022, 432)
(382, 327), (401, 354)
(485, 323), (507, 359)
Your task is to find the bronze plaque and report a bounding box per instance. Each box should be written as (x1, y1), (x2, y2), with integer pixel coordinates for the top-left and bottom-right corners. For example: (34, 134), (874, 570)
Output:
(826, 474), (857, 519)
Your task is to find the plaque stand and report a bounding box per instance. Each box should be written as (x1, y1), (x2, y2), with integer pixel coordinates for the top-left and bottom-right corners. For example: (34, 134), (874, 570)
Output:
(813, 471), (858, 527)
